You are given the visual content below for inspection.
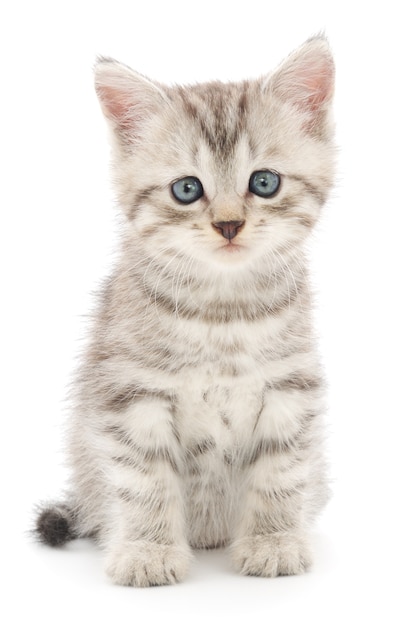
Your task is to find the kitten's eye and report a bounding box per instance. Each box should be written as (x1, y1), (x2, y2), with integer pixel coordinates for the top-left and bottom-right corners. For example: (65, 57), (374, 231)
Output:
(249, 170), (281, 198)
(171, 176), (204, 204)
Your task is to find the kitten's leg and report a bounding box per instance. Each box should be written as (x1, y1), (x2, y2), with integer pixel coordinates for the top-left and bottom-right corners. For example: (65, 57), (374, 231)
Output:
(98, 399), (192, 587)
(185, 460), (232, 549)
(231, 386), (326, 577)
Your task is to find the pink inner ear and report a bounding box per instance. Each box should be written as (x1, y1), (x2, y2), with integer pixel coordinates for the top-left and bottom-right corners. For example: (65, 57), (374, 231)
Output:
(96, 84), (135, 127)
(296, 59), (334, 112)
(271, 45), (335, 121)
(270, 46), (335, 136)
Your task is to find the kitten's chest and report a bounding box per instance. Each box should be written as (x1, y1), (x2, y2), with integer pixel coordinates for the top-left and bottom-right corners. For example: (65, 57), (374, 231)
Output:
(174, 368), (264, 453)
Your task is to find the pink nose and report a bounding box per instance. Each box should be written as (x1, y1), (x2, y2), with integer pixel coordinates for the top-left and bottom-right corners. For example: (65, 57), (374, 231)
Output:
(212, 220), (245, 241)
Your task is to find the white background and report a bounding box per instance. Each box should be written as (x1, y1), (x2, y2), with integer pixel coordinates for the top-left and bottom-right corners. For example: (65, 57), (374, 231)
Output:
(1, 0), (415, 624)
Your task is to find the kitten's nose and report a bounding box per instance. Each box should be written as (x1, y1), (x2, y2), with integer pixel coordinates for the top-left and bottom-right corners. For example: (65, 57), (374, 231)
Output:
(212, 220), (245, 241)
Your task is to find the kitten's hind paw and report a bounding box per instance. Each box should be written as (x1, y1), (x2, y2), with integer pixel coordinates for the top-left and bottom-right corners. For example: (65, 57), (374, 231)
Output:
(230, 532), (312, 577)
(105, 541), (193, 587)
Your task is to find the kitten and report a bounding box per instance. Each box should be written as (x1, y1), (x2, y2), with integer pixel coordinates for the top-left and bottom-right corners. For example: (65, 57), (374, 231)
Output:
(35, 36), (335, 587)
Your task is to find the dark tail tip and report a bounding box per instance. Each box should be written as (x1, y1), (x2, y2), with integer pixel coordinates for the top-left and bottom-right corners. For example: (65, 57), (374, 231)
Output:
(35, 503), (76, 547)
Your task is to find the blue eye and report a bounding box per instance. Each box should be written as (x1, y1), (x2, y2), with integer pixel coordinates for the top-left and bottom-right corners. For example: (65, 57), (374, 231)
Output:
(249, 170), (281, 198)
(172, 176), (204, 204)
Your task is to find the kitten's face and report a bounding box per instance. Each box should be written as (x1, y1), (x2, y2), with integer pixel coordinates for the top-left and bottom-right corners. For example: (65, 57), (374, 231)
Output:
(95, 39), (335, 276)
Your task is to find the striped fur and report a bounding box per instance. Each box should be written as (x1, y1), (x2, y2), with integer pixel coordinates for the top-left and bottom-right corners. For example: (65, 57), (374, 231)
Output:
(35, 36), (336, 586)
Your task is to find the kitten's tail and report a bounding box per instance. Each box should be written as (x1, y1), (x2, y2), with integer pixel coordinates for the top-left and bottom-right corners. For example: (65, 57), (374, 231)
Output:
(34, 501), (79, 547)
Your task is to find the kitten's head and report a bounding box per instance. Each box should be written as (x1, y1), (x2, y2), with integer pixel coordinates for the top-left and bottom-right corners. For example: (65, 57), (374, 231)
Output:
(95, 37), (335, 276)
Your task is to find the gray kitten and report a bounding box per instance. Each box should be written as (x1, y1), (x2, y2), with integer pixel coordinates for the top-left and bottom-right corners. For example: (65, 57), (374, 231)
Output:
(36, 36), (335, 586)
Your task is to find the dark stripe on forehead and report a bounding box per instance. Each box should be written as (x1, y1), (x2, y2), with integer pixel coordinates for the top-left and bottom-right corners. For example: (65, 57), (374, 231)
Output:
(199, 107), (239, 162)
(179, 83), (249, 164)
(237, 89), (248, 119)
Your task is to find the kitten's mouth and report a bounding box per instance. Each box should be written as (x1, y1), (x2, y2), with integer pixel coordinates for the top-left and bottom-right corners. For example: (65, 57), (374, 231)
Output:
(215, 241), (247, 259)
(220, 241), (244, 253)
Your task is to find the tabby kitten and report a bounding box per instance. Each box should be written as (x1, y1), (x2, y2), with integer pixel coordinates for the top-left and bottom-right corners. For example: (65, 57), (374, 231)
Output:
(36, 36), (335, 587)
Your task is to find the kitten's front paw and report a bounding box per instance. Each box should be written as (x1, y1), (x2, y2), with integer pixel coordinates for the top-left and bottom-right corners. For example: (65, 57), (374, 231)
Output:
(105, 541), (192, 587)
(230, 532), (312, 577)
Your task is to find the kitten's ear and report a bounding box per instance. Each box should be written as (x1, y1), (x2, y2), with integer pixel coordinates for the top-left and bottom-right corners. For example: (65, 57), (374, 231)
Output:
(94, 58), (168, 144)
(264, 36), (334, 134)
